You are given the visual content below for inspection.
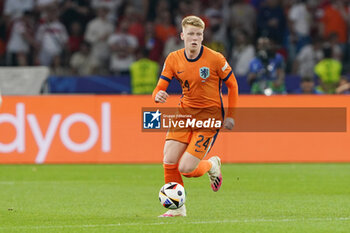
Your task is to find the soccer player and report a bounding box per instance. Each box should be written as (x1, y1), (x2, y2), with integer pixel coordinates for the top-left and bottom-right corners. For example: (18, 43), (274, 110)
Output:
(152, 16), (238, 217)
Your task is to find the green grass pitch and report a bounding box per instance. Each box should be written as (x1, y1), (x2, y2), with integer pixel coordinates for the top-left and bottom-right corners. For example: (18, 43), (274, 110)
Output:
(0, 164), (350, 233)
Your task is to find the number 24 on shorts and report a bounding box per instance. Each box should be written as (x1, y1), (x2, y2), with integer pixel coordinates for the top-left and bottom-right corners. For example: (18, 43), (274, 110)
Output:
(195, 135), (210, 152)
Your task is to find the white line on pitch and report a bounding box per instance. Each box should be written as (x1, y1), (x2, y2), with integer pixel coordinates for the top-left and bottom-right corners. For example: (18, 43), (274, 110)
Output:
(0, 181), (15, 185)
(0, 217), (349, 230)
(0, 180), (116, 185)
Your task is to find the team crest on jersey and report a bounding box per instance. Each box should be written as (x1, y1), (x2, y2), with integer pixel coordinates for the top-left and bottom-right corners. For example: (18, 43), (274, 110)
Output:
(199, 67), (210, 80)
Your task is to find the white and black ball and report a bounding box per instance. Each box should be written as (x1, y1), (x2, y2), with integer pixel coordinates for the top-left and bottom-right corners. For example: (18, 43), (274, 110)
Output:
(159, 182), (186, 209)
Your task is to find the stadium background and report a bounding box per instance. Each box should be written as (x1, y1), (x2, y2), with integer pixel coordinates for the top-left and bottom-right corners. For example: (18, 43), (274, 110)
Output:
(1, 0), (350, 163)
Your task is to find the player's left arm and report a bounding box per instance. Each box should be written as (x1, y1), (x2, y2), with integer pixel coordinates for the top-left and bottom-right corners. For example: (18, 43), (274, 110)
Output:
(217, 54), (238, 130)
(223, 75), (238, 130)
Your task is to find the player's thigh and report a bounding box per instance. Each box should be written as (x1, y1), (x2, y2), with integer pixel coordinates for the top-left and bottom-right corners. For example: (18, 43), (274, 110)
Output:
(178, 152), (201, 174)
(186, 130), (217, 160)
(164, 127), (192, 164)
(163, 140), (188, 164)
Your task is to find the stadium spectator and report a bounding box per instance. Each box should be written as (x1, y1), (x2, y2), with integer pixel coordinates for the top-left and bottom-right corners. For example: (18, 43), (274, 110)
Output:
(229, 0), (256, 40)
(50, 54), (70, 75)
(59, 0), (92, 34)
(314, 44), (342, 94)
(127, 0), (148, 19)
(1, 0), (349, 94)
(293, 37), (323, 77)
(91, 0), (122, 23)
(335, 76), (350, 94)
(3, 0), (35, 20)
(163, 28), (183, 60)
(250, 0), (266, 9)
(327, 32), (343, 62)
(293, 76), (322, 94)
(84, 5), (114, 73)
(174, 0), (191, 28)
(6, 11), (37, 66)
(288, 0), (311, 53)
(306, 0), (324, 37)
(204, 25), (226, 56)
(257, 0), (286, 45)
(145, 0), (171, 22)
(130, 49), (159, 94)
(121, 5), (145, 47)
(247, 37), (286, 95)
(154, 10), (177, 44)
(36, 0), (61, 9)
(187, 0), (210, 32)
(319, 0), (349, 46)
(35, 7), (68, 66)
(67, 21), (83, 54)
(230, 29), (255, 76)
(144, 21), (163, 63)
(204, 0), (228, 50)
(70, 41), (98, 75)
(108, 20), (138, 75)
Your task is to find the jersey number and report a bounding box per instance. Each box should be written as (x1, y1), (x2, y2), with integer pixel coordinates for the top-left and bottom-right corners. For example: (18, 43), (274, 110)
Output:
(183, 80), (190, 91)
(195, 135), (211, 150)
(176, 78), (190, 91)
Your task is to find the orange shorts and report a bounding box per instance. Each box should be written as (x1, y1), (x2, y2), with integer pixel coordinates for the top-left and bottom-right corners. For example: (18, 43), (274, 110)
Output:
(166, 128), (219, 159)
(165, 105), (223, 159)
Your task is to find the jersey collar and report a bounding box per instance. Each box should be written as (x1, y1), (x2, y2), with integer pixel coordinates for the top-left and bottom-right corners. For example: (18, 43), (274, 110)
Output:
(184, 46), (203, 62)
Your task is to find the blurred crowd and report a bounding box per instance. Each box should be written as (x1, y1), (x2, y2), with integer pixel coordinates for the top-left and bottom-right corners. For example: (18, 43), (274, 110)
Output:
(0, 0), (350, 94)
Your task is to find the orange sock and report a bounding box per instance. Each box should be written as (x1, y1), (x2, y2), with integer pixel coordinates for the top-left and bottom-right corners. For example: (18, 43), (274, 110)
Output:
(163, 163), (184, 186)
(182, 160), (212, 178)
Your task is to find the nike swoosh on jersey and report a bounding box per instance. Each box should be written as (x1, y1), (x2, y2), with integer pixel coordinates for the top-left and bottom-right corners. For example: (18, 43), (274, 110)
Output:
(177, 71), (184, 74)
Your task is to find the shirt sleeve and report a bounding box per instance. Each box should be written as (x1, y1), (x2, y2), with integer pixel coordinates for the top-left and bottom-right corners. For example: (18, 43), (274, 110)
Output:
(152, 78), (170, 102)
(152, 53), (174, 102)
(225, 74), (238, 118)
(217, 53), (233, 81)
(159, 53), (175, 83)
(217, 53), (238, 118)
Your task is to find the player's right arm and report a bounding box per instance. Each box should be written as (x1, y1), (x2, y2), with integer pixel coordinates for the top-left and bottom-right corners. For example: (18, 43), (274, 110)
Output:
(152, 80), (169, 103)
(152, 53), (175, 103)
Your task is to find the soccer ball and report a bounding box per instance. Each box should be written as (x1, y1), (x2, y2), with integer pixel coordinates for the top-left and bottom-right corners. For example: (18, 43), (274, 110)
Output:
(159, 182), (186, 209)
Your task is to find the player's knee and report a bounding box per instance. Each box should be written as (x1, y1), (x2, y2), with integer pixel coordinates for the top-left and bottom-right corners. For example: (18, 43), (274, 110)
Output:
(163, 149), (178, 164)
(163, 158), (178, 165)
(178, 163), (195, 174)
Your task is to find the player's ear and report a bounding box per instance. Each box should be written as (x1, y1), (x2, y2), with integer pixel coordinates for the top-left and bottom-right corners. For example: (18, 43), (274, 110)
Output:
(180, 32), (184, 41)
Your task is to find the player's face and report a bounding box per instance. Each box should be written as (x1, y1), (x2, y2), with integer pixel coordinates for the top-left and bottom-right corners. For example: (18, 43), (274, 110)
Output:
(181, 25), (204, 52)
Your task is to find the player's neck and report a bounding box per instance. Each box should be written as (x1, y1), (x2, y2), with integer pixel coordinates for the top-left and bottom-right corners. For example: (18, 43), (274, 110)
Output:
(185, 47), (201, 60)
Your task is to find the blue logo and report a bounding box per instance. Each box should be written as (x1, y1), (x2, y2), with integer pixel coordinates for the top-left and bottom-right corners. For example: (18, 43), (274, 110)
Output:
(143, 110), (161, 129)
(164, 199), (172, 205)
(199, 67), (210, 79)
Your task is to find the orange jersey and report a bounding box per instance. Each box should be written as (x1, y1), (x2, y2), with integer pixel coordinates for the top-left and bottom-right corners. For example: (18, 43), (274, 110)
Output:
(153, 46), (238, 117)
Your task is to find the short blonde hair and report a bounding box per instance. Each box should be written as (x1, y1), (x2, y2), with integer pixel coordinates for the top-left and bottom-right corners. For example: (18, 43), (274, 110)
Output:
(181, 15), (205, 29)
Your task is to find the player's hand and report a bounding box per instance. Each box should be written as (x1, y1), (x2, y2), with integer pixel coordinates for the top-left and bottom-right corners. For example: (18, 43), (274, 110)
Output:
(155, 90), (169, 103)
(224, 117), (235, 130)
